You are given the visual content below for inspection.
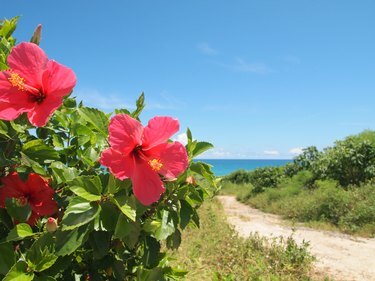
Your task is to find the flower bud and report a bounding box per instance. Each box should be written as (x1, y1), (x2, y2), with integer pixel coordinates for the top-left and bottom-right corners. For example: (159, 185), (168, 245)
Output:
(46, 217), (58, 233)
(30, 24), (42, 45)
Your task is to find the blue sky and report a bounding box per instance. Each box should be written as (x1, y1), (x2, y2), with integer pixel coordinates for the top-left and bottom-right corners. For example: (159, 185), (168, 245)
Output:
(4, 1), (375, 159)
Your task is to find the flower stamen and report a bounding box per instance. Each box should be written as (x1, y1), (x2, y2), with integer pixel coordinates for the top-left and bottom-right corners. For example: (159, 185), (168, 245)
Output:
(8, 72), (26, 91)
(148, 159), (163, 172)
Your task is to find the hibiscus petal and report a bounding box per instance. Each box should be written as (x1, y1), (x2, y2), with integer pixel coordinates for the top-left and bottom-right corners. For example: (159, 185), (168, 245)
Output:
(42, 60), (76, 97)
(147, 142), (188, 179)
(27, 96), (64, 127)
(0, 102), (28, 121)
(0, 173), (26, 207)
(0, 72), (35, 108)
(108, 114), (143, 155)
(7, 42), (48, 87)
(100, 148), (135, 180)
(142, 116), (180, 150)
(131, 162), (165, 206)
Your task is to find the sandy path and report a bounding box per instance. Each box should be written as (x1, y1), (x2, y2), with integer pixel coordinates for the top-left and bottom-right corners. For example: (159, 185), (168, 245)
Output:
(217, 195), (375, 281)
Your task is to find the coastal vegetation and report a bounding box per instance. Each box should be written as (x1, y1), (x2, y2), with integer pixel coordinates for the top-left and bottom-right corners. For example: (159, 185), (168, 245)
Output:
(221, 130), (375, 237)
(169, 199), (317, 281)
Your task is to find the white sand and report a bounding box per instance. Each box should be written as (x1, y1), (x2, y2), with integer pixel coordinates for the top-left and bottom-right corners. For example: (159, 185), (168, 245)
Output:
(217, 195), (375, 281)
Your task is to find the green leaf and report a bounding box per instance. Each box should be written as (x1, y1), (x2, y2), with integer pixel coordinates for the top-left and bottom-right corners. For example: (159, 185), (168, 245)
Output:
(192, 141), (213, 157)
(137, 267), (164, 281)
(5, 223), (34, 242)
(143, 236), (160, 269)
(131, 92), (145, 119)
(99, 201), (119, 232)
(19, 152), (47, 176)
(50, 161), (78, 185)
(26, 233), (57, 272)
(0, 243), (15, 275)
(190, 161), (216, 187)
(114, 214), (140, 249)
(68, 176), (102, 202)
(186, 128), (192, 143)
(0, 16), (19, 39)
(0, 120), (10, 138)
(166, 229), (181, 250)
(153, 210), (175, 241)
(5, 198), (32, 223)
(55, 223), (93, 256)
(2, 260), (34, 281)
(78, 107), (109, 136)
(88, 231), (110, 260)
(112, 192), (136, 221)
(79, 147), (100, 167)
(22, 140), (60, 164)
(52, 134), (64, 148)
(179, 200), (194, 229)
(63, 97), (77, 108)
(61, 197), (101, 230)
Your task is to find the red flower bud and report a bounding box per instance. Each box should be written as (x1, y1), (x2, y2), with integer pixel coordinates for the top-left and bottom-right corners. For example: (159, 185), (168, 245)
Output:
(46, 217), (58, 233)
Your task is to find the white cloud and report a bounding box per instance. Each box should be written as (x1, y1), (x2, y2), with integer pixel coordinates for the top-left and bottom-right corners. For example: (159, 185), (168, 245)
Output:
(289, 147), (304, 155)
(263, 150), (280, 156)
(233, 58), (269, 74)
(197, 42), (219, 56)
(146, 91), (186, 110)
(75, 89), (134, 111)
(174, 133), (188, 146)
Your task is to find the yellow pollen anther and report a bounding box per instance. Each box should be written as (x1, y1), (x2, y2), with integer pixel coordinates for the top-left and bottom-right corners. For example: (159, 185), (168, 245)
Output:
(148, 159), (163, 172)
(8, 72), (26, 91)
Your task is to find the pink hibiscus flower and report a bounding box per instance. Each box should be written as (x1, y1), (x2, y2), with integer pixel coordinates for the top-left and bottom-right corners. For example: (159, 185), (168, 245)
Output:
(0, 172), (58, 225)
(100, 114), (189, 205)
(0, 42), (76, 127)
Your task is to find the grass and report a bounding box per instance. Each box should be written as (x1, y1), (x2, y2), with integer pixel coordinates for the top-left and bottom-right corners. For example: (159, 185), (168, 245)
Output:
(169, 199), (319, 281)
(220, 175), (375, 237)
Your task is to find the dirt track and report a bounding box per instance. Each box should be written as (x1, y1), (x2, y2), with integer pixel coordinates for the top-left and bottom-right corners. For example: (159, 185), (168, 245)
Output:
(217, 195), (375, 281)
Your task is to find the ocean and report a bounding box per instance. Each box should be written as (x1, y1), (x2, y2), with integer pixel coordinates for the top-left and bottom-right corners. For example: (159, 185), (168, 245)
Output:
(197, 159), (292, 176)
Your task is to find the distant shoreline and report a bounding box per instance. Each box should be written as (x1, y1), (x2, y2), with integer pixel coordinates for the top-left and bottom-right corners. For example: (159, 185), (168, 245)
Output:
(195, 159), (292, 176)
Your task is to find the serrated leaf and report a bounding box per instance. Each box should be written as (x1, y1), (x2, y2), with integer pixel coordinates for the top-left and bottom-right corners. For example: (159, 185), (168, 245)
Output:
(26, 233), (57, 272)
(50, 161), (78, 184)
(5, 223), (34, 243)
(22, 140), (60, 164)
(68, 176), (102, 202)
(61, 197), (100, 230)
(192, 141), (213, 157)
(153, 210), (175, 241)
(2, 260), (34, 281)
(78, 107), (108, 136)
(112, 193), (136, 221)
(114, 214), (140, 249)
(55, 223), (93, 256)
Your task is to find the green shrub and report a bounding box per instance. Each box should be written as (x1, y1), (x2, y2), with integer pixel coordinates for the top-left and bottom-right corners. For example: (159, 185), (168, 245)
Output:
(324, 138), (375, 186)
(223, 169), (251, 184)
(249, 166), (284, 194)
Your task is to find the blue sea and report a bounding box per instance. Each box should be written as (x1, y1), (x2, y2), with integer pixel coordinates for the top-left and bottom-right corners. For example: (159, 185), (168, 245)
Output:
(197, 159), (292, 176)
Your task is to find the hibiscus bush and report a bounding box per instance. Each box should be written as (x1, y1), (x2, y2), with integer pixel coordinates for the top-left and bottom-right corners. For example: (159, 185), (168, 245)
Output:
(0, 17), (215, 280)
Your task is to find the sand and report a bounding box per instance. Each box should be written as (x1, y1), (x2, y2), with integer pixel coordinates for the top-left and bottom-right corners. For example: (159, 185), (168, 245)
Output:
(217, 195), (375, 281)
